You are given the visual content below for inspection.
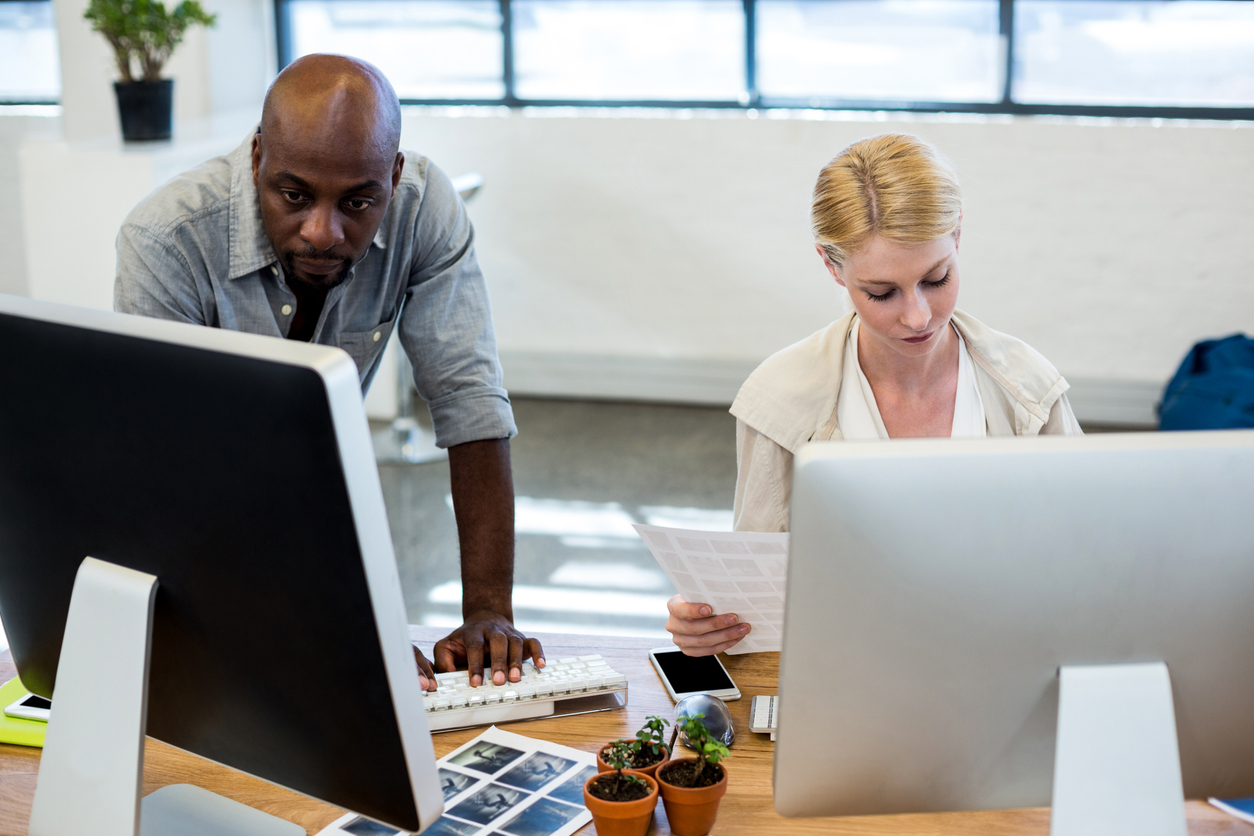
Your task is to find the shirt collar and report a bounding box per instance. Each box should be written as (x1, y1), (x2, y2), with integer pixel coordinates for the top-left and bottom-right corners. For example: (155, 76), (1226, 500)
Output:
(227, 128), (389, 280)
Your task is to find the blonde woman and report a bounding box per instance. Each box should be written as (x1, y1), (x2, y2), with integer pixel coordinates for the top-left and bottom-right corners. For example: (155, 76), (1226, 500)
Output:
(666, 133), (1082, 655)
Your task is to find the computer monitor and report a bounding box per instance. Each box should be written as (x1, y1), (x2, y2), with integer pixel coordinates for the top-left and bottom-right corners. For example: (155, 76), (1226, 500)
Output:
(776, 432), (1254, 833)
(0, 294), (442, 835)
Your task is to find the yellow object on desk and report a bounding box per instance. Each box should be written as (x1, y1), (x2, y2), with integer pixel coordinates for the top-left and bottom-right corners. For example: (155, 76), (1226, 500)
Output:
(0, 676), (45, 748)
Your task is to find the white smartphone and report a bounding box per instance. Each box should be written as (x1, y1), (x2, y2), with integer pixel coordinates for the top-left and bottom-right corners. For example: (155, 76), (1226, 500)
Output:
(648, 646), (741, 703)
(4, 692), (51, 722)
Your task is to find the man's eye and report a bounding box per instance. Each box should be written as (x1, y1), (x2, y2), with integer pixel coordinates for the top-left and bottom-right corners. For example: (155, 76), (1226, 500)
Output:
(280, 190), (306, 204)
(345, 198), (371, 211)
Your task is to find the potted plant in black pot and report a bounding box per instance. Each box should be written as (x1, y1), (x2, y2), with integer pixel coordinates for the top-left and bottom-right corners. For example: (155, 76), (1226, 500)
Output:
(83, 0), (216, 141)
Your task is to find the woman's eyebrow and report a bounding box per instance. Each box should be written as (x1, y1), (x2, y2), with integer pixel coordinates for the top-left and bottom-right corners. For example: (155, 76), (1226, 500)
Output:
(860, 255), (950, 286)
(920, 255), (949, 277)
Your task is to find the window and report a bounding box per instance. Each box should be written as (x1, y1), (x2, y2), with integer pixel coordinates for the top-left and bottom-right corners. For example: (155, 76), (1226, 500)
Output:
(513, 0), (744, 101)
(1015, 1), (1254, 107)
(276, 0), (1254, 118)
(0, 0), (60, 103)
(282, 0), (505, 98)
(757, 0), (1002, 104)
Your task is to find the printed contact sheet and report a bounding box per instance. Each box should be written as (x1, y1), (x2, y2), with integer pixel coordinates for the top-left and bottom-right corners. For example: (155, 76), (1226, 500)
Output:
(633, 523), (790, 654)
(316, 727), (596, 836)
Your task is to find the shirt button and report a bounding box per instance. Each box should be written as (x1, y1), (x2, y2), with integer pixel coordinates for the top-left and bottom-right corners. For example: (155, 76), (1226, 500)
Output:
(270, 265), (279, 275)
(281, 304), (293, 316)
(373, 331), (382, 342)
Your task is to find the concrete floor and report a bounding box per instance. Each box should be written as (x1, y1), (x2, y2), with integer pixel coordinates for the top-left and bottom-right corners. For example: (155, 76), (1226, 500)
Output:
(376, 397), (1142, 644)
(378, 397), (738, 639)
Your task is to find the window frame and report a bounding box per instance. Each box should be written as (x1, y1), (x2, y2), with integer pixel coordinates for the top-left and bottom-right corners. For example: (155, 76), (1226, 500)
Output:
(273, 0), (1254, 120)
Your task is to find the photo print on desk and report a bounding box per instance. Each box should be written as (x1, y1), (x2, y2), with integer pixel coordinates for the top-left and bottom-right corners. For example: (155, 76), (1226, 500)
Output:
(449, 783), (530, 824)
(634, 523), (790, 654)
(546, 765), (596, 806)
(497, 797), (585, 836)
(316, 727), (596, 836)
(449, 742), (526, 774)
(423, 819), (481, 836)
(498, 752), (578, 792)
(440, 768), (479, 800)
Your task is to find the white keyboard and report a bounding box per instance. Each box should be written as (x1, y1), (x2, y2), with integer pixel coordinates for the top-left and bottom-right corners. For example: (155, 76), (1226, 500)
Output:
(420, 655), (629, 732)
(750, 694), (779, 741)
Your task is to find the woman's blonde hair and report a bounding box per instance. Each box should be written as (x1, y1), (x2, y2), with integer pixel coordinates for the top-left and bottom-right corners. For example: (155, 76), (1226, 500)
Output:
(811, 133), (962, 269)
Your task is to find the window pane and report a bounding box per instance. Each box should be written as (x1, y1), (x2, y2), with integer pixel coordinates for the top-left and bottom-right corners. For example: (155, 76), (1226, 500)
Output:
(757, 0), (1001, 103)
(287, 0), (504, 99)
(513, 0), (745, 100)
(1015, 1), (1254, 107)
(0, 1), (60, 101)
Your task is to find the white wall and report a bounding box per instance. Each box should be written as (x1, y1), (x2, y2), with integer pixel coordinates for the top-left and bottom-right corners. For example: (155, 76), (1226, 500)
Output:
(0, 108), (60, 296)
(5, 93), (1250, 423)
(397, 109), (1254, 422)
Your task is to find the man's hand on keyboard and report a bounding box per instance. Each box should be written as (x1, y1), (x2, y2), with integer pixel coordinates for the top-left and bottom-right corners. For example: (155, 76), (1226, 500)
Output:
(433, 610), (546, 687)
(413, 645), (439, 692)
(665, 594), (751, 655)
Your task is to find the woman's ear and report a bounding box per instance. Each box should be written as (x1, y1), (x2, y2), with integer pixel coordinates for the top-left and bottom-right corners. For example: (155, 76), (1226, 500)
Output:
(815, 244), (846, 287)
(954, 211), (963, 252)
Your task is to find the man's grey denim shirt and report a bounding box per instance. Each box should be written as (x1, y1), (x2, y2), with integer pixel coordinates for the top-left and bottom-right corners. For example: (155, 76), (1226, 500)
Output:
(115, 130), (516, 449)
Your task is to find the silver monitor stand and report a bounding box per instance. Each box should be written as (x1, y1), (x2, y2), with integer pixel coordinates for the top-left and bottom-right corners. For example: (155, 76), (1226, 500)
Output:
(30, 558), (300, 836)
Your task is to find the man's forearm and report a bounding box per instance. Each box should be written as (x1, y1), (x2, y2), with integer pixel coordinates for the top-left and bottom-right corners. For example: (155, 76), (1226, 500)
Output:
(447, 438), (515, 618)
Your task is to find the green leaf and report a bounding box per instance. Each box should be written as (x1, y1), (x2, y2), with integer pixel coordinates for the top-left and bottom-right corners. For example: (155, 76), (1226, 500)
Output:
(82, 0), (215, 81)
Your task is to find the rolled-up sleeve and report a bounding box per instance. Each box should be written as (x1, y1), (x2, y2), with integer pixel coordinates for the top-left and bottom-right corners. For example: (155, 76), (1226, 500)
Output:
(399, 162), (517, 449)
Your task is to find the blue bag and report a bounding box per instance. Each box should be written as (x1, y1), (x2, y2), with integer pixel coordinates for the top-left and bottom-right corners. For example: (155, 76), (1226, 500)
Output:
(1159, 334), (1254, 431)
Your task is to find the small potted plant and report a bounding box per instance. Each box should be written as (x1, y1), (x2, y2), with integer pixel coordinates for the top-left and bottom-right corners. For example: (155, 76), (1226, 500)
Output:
(656, 713), (730, 836)
(597, 715), (671, 779)
(583, 742), (658, 836)
(83, 0), (216, 141)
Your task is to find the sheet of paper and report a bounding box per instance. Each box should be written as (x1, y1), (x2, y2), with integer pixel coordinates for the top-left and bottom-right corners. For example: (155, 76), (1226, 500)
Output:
(316, 727), (596, 836)
(633, 524), (789, 654)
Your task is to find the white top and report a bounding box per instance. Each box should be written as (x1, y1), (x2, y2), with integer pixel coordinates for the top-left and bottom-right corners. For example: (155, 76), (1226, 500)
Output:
(838, 320), (987, 440)
(729, 310), (1084, 533)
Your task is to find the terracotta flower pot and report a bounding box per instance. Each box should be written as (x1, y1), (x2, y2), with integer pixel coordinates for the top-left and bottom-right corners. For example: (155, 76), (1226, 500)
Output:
(583, 771), (658, 836)
(656, 757), (728, 836)
(597, 742), (669, 779)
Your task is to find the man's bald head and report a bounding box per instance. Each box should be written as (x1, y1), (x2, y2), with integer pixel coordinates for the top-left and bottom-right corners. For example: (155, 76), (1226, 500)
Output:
(251, 54), (406, 291)
(260, 54), (401, 163)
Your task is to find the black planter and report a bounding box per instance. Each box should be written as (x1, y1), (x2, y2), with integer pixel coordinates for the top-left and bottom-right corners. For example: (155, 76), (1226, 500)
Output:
(114, 79), (174, 141)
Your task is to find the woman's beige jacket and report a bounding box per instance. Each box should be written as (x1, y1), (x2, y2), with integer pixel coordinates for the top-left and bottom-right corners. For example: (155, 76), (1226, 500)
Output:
(729, 310), (1083, 533)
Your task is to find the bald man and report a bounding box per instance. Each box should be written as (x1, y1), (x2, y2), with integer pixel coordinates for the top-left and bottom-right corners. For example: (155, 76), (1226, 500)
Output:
(115, 54), (542, 690)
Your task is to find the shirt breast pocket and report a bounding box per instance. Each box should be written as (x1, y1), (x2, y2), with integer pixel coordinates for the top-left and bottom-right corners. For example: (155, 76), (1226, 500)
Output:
(336, 315), (398, 385)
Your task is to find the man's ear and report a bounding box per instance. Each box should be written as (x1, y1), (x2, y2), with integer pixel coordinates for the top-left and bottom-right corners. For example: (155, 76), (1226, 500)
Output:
(251, 133), (262, 187)
(815, 243), (846, 287)
(392, 152), (405, 196)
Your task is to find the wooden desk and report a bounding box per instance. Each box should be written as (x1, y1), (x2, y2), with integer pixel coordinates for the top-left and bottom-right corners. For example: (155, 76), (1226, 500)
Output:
(0, 628), (1247, 836)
